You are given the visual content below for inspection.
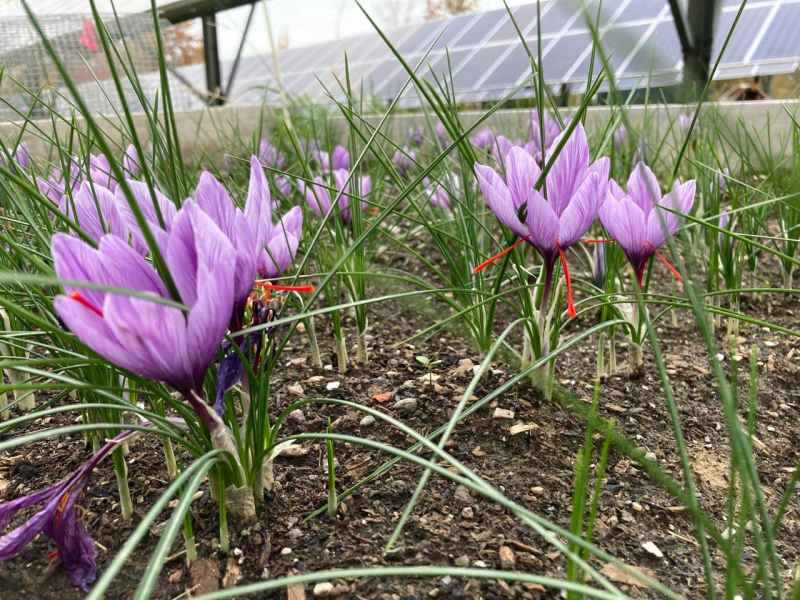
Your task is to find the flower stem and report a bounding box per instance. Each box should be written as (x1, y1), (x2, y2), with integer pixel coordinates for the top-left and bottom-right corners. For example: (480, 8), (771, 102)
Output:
(217, 477), (230, 554)
(163, 437), (178, 480)
(356, 323), (369, 365)
(112, 447), (133, 521)
(182, 513), (197, 564)
(306, 316), (323, 369)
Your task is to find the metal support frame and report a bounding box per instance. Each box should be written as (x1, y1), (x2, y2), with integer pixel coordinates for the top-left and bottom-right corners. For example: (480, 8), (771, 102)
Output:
(202, 14), (224, 106)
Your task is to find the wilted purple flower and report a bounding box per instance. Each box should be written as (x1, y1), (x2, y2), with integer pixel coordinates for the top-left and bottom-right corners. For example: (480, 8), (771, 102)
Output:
(613, 126), (627, 152)
(392, 148), (416, 176)
(0, 431), (133, 590)
(123, 144), (140, 177)
(592, 243), (605, 289)
(529, 110), (562, 161)
(258, 139), (286, 170)
(471, 128), (495, 151)
(475, 124), (609, 316)
(304, 169), (370, 224)
(52, 200), (236, 395)
(599, 162), (695, 285)
(407, 126), (424, 148)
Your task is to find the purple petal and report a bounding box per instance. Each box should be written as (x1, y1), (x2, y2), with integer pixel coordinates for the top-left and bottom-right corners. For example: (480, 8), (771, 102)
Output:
(626, 162), (662, 215)
(73, 182), (127, 242)
(558, 170), (605, 249)
(195, 171), (236, 238)
(504, 146), (540, 211)
(545, 123), (590, 216)
(123, 144), (140, 177)
(524, 192), (559, 254)
(475, 163), (528, 238)
(304, 177), (330, 217)
(331, 145), (350, 171)
(246, 156), (272, 240)
(599, 195), (648, 265)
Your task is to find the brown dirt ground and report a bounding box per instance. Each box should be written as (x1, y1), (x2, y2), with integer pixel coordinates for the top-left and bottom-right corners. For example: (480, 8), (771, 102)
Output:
(0, 255), (798, 600)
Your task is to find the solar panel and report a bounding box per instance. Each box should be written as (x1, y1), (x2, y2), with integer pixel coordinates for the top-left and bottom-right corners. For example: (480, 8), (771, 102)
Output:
(214, 0), (800, 108)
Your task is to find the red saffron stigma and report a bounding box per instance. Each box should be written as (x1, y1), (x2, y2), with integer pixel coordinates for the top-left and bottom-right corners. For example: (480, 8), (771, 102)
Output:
(655, 250), (683, 284)
(473, 239), (524, 273)
(69, 292), (103, 317)
(558, 249), (577, 318)
(258, 282), (316, 294)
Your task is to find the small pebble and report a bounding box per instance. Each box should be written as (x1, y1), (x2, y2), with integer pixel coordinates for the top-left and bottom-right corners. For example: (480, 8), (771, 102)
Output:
(461, 506), (474, 519)
(326, 381), (341, 391)
(393, 398), (418, 413)
(288, 528), (303, 540)
(288, 409), (305, 424)
(454, 555), (469, 567)
(473, 560), (488, 568)
(313, 582), (334, 597)
(281, 547), (293, 556)
(360, 415), (376, 427)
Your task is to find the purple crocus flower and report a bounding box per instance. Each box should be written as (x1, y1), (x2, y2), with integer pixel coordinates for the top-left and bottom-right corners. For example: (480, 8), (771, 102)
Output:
(123, 144), (140, 177)
(69, 181), (128, 243)
(598, 162), (695, 286)
(678, 113), (692, 132)
(275, 175), (293, 198)
(259, 205), (303, 278)
(51, 200), (236, 395)
(613, 126), (627, 152)
(194, 157), (272, 324)
(475, 124), (609, 316)
(304, 169), (370, 224)
(392, 148), (416, 176)
(258, 139), (286, 170)
(435, 121), (449, 145)
(471, 127), (495, 151)
(114, 180), (177, 255)
(88, 154), (117, 191)
(423, 178), (452, 211)
(529, 110), (562, 161)
(315, 145), (350, 173)
(407, 126), (424, 148)
(15, 143), (30, 169)
(492, 135), (516, 163)
(0, 432), (133, 590)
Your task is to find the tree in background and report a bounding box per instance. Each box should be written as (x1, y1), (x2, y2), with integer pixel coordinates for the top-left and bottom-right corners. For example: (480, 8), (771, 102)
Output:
(425, 0), (478, 18)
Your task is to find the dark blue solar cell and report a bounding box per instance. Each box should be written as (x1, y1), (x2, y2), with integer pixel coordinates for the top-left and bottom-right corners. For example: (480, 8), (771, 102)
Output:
(444, 9), (507, 49)
(713, 5), (770, 64)
(566, 23), (648, 82)
(624, 20), (680, 75)
(430, 13), (479, 50)
(536, 32), (593, 83)
(748, 4), (800, 62)
(396, 21), (445, 54)
(452, 44), (513, 89)
(479, 45), (532, 91)
(615, 0), (669, 24)
(487, 3), (540, 42)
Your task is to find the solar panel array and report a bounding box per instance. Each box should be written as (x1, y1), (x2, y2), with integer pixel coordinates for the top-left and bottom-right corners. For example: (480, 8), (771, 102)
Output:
(210, 0), (800, 107)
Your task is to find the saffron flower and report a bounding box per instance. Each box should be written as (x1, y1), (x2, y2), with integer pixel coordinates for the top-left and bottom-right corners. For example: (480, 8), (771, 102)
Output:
(529, 110), (562, 161)
(1, 143), (30, 169)
(258, 139), (286, 170)
(275, 175), (293, 198)
(315, 145), (350, 173)
(475, 124), (609, 316)
(51, 200), (236, 395)
(435, 121), (449, 145)
(407, 126), (424, 147)
(194, 157), (272, 320)
(259, 206), (303, 279)
(69, 181), (128, 243)
(613, 126), (627, 152)
(123, 144), (141, 177)
(598, 162), (696, 285)
(114, 179), (177, 254)
(492, 135), (515, 162)
(36, 159), (82, 208)
(423, 177), (455, 211)
(471, 127), (495, 151)
(0, 432), (133, 590)
(304, 169), (371, 224)
(678, 113), (692, 132)
(392, 148), (416, 176)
